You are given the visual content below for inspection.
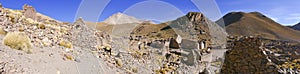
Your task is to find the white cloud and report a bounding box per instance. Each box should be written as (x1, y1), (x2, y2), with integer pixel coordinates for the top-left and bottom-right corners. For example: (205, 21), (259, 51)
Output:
(264, 7), (300, 25)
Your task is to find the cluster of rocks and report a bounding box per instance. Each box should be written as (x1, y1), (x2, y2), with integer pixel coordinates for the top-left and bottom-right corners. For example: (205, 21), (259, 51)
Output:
(116, 12), (218, 73)
(223, 36), (300, 74)
(79, 12), (221, 73)
(262, 39), (300, 73)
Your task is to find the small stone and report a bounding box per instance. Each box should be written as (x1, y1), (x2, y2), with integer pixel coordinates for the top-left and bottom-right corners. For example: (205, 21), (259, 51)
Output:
(42, 38), (52, 46)
(132, 67), (138, 73)
(169, 38), (180, 49)
(96, 44), (112, 53)
(57, 71), (60, 74)
(64, 54), (74, 61)
(116, 58), (123, 67)
(65, 48), (73, 52)
(74, 58), (81, 63)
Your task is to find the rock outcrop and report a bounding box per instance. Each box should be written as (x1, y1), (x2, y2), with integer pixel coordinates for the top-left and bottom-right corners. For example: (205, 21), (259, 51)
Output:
(23, 4), (37, 20)
(71, 18), (99, 50)
(125, 12), (227, 73)
(170, 12), (227, 48)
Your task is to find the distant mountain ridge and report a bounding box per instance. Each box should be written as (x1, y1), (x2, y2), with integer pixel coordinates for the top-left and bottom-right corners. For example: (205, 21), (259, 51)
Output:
(292, 22), (300, 31)
(217, 12), (300, 42)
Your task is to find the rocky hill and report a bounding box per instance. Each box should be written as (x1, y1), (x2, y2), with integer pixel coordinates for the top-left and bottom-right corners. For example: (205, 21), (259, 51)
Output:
(131, 12), (227, 48)
(127, 12), (228, 73)
(292, 22), (300, 31)
(217, 12), (300, 42)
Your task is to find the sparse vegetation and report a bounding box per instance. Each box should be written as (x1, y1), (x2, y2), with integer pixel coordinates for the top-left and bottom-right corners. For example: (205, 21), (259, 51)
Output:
(63, 54), (74, 61)
(115, 58), (123, 67)
(0, 27), (7, 35)
(3, 32), (32, 53)
(59, 40), (72, 48)
(37, 23), (46, 29)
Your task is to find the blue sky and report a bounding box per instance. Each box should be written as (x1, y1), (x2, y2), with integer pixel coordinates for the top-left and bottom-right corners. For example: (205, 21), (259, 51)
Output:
(0, 0), (299, 26)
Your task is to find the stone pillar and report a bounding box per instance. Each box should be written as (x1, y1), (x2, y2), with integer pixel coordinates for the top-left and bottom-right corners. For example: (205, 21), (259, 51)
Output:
(163, 40), (170, 56)
(200, 41), (205, 49)
(176, 35), (182, 44)
(23, 4), (37, 20)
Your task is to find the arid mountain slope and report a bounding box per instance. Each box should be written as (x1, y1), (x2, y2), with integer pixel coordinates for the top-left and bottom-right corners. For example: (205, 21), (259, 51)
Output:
(217, 12), (300, 42)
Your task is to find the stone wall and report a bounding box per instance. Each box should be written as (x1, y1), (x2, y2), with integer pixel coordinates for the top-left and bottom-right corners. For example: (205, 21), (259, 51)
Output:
(221, 37), (279, 74)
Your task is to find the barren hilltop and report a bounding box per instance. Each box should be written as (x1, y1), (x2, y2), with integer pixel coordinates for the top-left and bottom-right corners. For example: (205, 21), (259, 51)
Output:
(217, 12), (300, 42)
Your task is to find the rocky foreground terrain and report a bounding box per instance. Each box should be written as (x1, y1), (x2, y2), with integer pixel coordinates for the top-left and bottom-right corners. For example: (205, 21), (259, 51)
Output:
(224, 36), (300, 73)
(0, 4), (300, 74)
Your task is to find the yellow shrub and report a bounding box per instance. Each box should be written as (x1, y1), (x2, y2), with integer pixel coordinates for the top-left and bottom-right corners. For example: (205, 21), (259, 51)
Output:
(0, 27), (7, 35)
(59, 40), (72, 48)
(37, 23), (46, 29)
(3, 32), (32, 53)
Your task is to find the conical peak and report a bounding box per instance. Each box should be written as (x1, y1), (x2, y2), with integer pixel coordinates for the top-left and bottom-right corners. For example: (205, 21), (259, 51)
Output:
(103, 12), (142, 24)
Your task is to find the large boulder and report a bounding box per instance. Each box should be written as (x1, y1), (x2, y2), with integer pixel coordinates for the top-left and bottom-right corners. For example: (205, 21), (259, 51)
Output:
(180, 39), (198, 49)
(169, 38), (179, 49)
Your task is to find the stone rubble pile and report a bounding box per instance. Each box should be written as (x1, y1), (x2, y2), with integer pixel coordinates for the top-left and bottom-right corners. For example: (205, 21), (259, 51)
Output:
(112, 12), (217, 73)
(223, 36), (300, 74)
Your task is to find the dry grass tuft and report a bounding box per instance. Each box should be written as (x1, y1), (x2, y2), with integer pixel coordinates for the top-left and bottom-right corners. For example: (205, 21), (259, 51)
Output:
(0, 27), (7, 35)
(59, 40), (72, 48)
(3, 32), (32, 53)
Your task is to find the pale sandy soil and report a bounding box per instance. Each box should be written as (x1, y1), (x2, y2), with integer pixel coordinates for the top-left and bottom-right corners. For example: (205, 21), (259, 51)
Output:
(0, 35), (116, 74)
